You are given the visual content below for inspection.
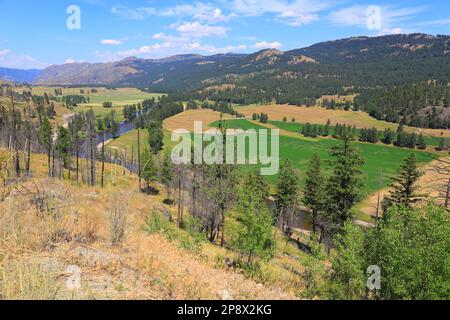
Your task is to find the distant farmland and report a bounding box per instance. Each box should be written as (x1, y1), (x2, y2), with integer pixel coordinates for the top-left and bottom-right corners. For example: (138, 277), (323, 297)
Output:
(238, 104), (450, 138)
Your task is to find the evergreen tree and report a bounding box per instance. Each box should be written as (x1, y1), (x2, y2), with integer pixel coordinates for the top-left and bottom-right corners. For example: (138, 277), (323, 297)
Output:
(276, 159), (299, 229)
(303, 153), (324, 234)
(417, 134), (427, 150)
(148, 120), (164, 154)
(140, 147), (158, 190)
(384, 153), (423, 208)
(323, 119), (330, 136)
(38, 116), (53, 177)
(161, 151), (174, 201)
(382, 128), (394, 144)
(55, 126), (71, 168)
(323, 137), (364, 239)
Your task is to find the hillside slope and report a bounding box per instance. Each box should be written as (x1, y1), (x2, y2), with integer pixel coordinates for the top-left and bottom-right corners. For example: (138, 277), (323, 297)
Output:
(0, 148), (300, 300)
(34, 33), (450, 91)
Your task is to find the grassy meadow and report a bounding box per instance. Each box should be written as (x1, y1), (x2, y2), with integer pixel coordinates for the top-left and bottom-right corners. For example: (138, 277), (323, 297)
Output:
(210, 119), (436, 195)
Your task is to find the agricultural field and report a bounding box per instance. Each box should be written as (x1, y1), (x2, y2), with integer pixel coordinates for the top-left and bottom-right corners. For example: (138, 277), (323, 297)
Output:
(208, 119), (437, 221)
(14, 86), (162, 122)
(238, 104), (450, 138)
(163, 109), (232, 132)
(74, 88), (162, 121)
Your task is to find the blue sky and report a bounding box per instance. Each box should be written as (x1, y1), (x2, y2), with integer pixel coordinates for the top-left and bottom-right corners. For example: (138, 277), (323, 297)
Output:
(0, 0), (449, 69)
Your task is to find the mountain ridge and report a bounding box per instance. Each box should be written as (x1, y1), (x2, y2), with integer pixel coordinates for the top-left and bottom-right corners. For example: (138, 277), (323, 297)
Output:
(3, 33), (448, 89)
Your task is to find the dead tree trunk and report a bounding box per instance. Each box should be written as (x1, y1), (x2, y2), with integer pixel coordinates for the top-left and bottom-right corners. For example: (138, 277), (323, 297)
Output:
(137, 129), (142, 192)
(101, 132), (105, 188)
(445, 178), (450, 210)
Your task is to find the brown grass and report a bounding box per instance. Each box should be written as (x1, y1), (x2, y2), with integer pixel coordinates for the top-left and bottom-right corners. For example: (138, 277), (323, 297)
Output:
(163, 109), (232, 132)
(0, 147), (298, 299)
(238, 104), (450, 138)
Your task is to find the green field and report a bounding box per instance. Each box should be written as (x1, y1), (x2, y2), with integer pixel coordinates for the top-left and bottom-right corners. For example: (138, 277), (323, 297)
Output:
(74, 89), (162, 121)
(211, 119), (436, 195)
(268, 120), (443, 147)
(21, 86), (163, 122)
(110, 119), (436, 195)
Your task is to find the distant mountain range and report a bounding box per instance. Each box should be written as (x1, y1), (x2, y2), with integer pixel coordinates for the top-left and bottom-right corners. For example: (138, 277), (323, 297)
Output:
(2, 33), (449, 92)
(0, 67), (42, 83)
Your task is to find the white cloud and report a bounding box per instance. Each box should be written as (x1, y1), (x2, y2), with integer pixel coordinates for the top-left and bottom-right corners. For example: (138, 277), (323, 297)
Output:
(172, 21), (228, 38)
(101, 39), (123, 45)
(254, 41), (282, 49)
(105, 37), (248, 60)
(377, 28), (404, 36)
(232, 0), (329, 26)
(110, 2), (233, 23)
(64, 58), (86, 64)
(156, 2), (234, 23)
(0, 49), (11, 57)
(0, 49), (48, 69)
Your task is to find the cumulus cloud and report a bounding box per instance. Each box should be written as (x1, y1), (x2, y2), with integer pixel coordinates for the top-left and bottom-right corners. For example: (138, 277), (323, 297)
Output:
(172, 21), (228, 38)
(232, 0), (329, 26)
(254, 41), (282, 49)
(103, 36), (248, 61)
(111, 2), (234, 23)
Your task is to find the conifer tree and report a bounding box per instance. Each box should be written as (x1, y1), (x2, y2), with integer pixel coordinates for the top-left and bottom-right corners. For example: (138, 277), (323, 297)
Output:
(323, 137), (364, 239)
(161, 151), (174, 201)
(417, 134), (427, 150)
(141, 147), (158, 190)
(384, 153), (423, 208)
(303, 153), (324, 234)
(38, 116), (53, 177)
(276, 158), (299, 230)
(55, 126), (71, 169)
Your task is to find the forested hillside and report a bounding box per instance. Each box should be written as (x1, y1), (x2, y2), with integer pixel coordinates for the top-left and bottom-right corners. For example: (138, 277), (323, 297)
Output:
(30, 33), (450, 129)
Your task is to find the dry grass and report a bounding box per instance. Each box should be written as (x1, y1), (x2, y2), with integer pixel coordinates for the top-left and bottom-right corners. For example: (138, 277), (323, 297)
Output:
(0, 147), (299, 300)
(163, 109), (233, 132)
(238, 104), (450, 138)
